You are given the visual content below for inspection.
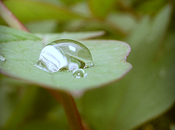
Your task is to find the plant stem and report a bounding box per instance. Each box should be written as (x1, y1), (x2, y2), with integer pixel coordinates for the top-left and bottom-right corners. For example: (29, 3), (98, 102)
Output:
(0, 1), (84, 129)
(48, 89), (84, 130)
(0, 0), (29, 32)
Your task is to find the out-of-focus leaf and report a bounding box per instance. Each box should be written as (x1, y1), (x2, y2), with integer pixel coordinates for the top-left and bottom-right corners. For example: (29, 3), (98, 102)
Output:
(18, 120), (69, 130)
(34, 31), (105, 43)
(79, 5), (175, 130)
(0, 26), (131, 96)
(0, 76), (31, 128)
(59, 0), (84, 6)
(132, 0), (166, 15)
(88, 0), (116, 18)
(70, 2), (91, 17)
(0, 25), (40, 42)
(3, 86), (38, 129)
(25, 20), (59, 33)
(0, 0), (83, 24)
(107, 12), (137, 33)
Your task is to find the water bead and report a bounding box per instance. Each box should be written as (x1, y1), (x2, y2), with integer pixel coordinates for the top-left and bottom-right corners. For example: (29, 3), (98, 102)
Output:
(72, 69), (87, 78)
(36, 45), (68, 73)
(35, 39), (93, 78)
(48, 39), (93, 68)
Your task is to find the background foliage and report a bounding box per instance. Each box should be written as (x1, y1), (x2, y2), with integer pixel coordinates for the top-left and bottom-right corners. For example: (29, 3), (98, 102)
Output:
(0, 0), (175, 129)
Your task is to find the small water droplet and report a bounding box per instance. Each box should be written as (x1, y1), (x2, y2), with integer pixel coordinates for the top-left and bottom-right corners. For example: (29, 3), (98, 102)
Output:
(0, 55), (5, 61)
(72, 69), (87, 78)
(35, 39), (93, 77)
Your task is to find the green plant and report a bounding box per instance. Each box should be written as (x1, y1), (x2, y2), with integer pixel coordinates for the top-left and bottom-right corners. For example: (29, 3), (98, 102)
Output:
(0, 0), (175, 130)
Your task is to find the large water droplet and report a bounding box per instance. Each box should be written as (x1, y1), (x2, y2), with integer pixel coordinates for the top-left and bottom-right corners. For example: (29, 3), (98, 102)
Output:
(72, 69), (87, 78)
(48, 39), (93, 68)
(35, 39), (93, 76)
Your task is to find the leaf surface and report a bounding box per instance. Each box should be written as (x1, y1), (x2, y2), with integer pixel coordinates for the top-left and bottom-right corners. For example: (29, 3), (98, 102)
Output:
(0, 26), (131, 95)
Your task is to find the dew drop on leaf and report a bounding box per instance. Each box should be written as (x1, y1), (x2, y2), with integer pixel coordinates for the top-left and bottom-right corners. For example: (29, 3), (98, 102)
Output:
(35, 39), (93, 77)
(72, 69), (87, 78)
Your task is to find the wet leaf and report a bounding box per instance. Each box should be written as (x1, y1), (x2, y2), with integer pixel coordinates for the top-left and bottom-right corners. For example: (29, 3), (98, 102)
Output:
(0, 26), (131, 95)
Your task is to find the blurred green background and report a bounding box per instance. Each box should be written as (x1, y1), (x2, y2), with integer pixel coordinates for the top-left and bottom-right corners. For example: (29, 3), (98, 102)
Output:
(0, 0), (175, 129)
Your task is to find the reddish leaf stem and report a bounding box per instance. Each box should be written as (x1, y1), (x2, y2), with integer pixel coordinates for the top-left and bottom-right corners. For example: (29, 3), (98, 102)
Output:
(48, 89), (84, 130)
(0, 0), (29, 32)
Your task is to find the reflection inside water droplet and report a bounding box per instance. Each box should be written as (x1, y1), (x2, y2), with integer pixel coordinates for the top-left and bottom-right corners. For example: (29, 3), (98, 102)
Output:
(72, 69), (87, 78)
(0, 55), (5, 61)
(35, 39), (93, 78)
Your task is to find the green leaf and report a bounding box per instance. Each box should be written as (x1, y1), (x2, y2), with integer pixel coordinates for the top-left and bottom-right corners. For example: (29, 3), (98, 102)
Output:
(79, 4), (175, 130)
(135, 0), (166, 15)
(88, 0), (116, 18)
(0, 25), (40, 42)
(18, 119), (69, 130)
(34, 31), (105, 43)
(25, 20), (59, 33)
(4, 86), (38, 129)
(0, 0), (83, 24)
(0, 26), (131, 95)
(59, 0), (84, 6)
(107, 12), (137, 33)
(0, 76), (32, 127)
